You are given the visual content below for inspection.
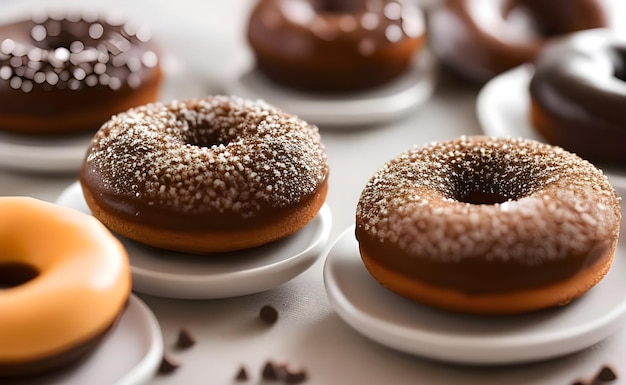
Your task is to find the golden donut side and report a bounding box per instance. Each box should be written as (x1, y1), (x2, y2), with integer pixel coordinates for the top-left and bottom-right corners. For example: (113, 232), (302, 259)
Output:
(0, 197), (131, 376)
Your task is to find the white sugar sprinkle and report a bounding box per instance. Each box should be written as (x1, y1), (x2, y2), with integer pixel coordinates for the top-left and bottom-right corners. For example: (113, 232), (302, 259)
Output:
(356, 136), (621, 264)
(83, 95), (328, 218)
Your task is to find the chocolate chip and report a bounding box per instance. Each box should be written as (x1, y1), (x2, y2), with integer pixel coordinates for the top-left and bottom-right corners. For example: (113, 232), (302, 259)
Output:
(594, 365), (617, 382)
(261, 360), (281, 381)
(570, 382), (585, 385)
(259, 305), (279, 324)
(175, 328), (195, 349)
(283, 365), (308, 384)
(158, 353), (180, 374)
(235, 366), (248, 382)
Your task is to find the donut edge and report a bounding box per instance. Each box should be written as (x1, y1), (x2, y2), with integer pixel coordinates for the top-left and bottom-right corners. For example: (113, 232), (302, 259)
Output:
(358, 242), (617, 316)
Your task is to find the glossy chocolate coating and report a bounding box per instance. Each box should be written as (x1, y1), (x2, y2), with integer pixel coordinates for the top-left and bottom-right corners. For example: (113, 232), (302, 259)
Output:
(0, 14), (161, 134)
(247, 0), (425, 92)
(80, 96), (329, 232)
(530, 29), (626, 166)
(355, 136), (621, 295)
(356, 232), (613, 294)
(428, 0), (608, 83)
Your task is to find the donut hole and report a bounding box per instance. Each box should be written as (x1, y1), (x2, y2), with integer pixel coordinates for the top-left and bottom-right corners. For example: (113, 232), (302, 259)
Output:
(181, 121), (236, 149)
(503, 0), (592, 38)
(450, 164), (528, 205)
(311, 0), (361, 13)
(31, 19), (86, 51)
(611, 46), (626, 82)
(0, 261), (39, 289)
(457, 189), (510, 205)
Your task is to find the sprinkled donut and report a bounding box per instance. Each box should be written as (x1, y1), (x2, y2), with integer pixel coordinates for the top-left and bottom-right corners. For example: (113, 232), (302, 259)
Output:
(355, 136), (621, 315)
(247, 0), (426, 92)
(0, 11), (161, 134)
(80, 95), (329, 254)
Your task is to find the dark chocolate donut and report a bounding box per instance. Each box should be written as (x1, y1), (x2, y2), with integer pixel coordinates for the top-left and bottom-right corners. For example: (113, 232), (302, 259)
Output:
(0, 11), (162, 134)
(247, 0), (426, 92)
(530, 28), (626, 165)
(429, 0), (608, 83)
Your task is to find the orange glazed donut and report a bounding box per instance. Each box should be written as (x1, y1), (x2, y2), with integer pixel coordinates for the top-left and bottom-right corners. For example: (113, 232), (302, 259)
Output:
(80, 95), (329, 254)
(247, 0), (426, 92)
(0, 11), (162, 134)
(428, 0), (608, 83)
(355, 136), (621, 315)
(0, 197), (131, 377)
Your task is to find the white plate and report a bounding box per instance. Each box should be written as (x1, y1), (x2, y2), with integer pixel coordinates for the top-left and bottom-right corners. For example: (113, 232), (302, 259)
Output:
(323, 226), (626, 365)
(0, 54), (208, 174)
(55, 181), (332, 299)
(11, 294), (163, 385)
(223, 51), (436, 128)
(476, 64), (626, 196)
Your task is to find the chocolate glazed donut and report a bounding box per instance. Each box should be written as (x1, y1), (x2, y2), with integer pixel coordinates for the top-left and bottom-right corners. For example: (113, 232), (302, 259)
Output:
(355, 136), (621, 315)
(428, 0), (608, 83)
(247, 0), (426, 92)
(80, 96), (329, 254)
(0, 12), (162, 134)
(530, 28), (626, 166)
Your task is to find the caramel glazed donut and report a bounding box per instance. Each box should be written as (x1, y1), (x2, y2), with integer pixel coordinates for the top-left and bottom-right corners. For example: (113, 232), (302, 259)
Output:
(530, 28), (626, 166)
(428, 0), (608, 83)
(80, 95), (329, 254)
(0, 197), (131, 378)
(0, 11), (161, 134)
(247, 0), (426, 92)
(356, 136), (621, 315)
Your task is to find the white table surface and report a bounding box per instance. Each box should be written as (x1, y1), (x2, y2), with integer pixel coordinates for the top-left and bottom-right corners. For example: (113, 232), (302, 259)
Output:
(2, 1), (625, 384)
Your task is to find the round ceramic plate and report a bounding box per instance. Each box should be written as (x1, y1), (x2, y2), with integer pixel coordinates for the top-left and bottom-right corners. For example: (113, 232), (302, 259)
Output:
(12, 295), (163, 385)
(223, 52), (436, 128)
(55, 181), (332, 299)
(476, 64), (626, 195)
(323, 226), (626, 365)
(0, 55), (208, 174)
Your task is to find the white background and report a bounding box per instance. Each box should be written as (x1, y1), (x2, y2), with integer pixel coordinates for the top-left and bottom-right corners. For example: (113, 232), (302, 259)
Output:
(1, 1), (625, 384)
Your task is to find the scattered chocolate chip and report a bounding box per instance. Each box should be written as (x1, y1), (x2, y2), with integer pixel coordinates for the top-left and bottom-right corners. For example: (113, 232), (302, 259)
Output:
(175, 328), (196, 349)
(594, 365), (618, 383)
(261, 360), (281, 381)
(283, 365), (308, 384)
(570, 382), (585, 385)
(259, 305), (279, 324)
(158, 353), (180, 374)
(235, 366), (249, 382)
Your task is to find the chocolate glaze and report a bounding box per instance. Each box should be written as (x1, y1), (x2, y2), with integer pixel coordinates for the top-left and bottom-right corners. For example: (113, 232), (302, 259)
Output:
(247, 0), (425, 92)
(530, 29), (626, 166)
(356, 231), (614, 293)
(355, 136), (621, 295)
(428, 0), (608, 83)
(82, 168), (328, 231)
(0, 13), (161, 134)
(80, 96), (329, 233)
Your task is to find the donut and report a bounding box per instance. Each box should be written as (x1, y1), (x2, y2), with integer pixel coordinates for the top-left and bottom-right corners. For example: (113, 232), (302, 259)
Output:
(355, 136), (621, 315)
(0, 11), (162, 135)
(80, 95), (329, 254)
(246, 0), (426, 92)
(428, 0), (609, 83)
(530, 28), (626, 166)
(0, 197), (130, 377)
